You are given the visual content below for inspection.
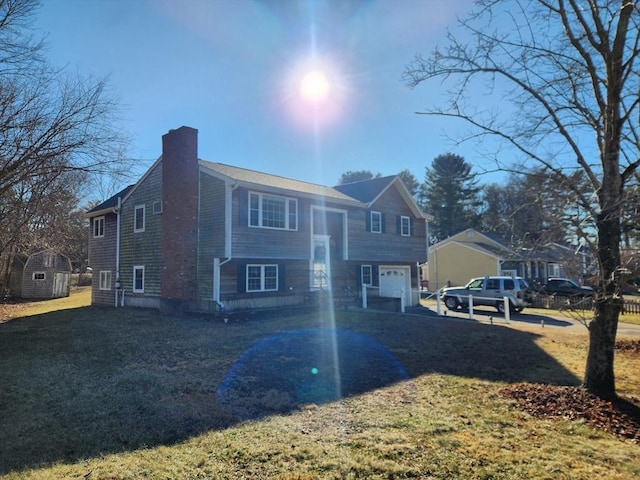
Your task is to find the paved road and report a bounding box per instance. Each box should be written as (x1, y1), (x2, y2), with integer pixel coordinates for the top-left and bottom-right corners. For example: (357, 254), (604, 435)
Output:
(408, 300), (640, 338)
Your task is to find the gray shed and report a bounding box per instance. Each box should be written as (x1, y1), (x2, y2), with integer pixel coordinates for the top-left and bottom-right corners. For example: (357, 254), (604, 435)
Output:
(13, 249), (72, 299)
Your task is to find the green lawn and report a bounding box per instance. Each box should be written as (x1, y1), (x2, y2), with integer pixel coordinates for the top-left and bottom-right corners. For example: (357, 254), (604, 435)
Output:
(0, 295), (638, 479)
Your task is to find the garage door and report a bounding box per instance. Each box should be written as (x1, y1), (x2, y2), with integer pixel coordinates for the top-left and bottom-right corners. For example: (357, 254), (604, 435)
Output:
(379, 265), (411, 304)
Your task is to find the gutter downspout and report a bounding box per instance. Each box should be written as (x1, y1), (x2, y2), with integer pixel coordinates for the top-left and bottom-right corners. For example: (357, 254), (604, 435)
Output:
(214, 181), (238, 309)
(115, 196), (122, 307)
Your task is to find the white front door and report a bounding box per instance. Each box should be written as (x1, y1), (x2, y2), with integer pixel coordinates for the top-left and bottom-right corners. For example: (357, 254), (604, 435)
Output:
(312, 235), (331, 290)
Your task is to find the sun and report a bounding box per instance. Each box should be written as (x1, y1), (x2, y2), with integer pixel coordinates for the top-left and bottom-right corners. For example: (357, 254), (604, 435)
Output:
(299, 70), (330, 103)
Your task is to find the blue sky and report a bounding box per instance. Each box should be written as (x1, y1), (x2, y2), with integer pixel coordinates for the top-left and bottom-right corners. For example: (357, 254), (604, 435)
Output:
(35, 0), (480, 197)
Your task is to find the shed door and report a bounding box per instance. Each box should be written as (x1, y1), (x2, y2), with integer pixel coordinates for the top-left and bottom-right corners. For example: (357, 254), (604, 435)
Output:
(53, 273), (69, 297)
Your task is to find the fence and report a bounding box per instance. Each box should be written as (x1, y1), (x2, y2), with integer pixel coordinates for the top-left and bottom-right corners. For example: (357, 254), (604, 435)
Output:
(622, 299), (640, 315)
(432, 292), (514, 322)
(530, 294), (640, 315)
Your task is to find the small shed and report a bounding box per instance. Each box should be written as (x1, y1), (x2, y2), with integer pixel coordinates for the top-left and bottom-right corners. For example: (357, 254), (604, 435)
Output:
(13, 249), (72, 299)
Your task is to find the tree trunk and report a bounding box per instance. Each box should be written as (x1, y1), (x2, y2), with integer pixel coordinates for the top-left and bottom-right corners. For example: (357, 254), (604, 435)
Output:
(584, 210), (622, 399)
(585, 299), (620, 399)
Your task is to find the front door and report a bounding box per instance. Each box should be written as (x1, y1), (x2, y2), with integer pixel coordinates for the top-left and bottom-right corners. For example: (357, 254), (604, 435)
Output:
(312, 235), (331, 290)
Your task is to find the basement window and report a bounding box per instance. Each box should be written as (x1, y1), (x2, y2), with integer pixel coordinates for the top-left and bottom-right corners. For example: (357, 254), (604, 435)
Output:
(246, 264), (278, 292)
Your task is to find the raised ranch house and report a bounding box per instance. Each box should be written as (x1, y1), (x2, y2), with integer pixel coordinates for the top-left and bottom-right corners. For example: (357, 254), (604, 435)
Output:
(86, 126), (431, 313)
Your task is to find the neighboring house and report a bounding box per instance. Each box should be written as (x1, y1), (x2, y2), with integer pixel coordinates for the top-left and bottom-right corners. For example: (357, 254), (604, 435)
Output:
(86, 126), (431, 313)
(9, 249), (72, 299)
(425, 228), (593, 290)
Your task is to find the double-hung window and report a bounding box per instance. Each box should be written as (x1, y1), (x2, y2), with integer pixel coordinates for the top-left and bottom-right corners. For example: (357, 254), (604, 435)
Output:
(246, 264), (278, 292)
(361, 265), (372, 286)
(249, 192), (297, 230)
(93, 216), (105, 238)
(400, 216), (411, 236)
(134, 205), (145, 233)
(133, 266), (145, 293)
(99, 271), (112, 290)
(370, 211), (382, 233)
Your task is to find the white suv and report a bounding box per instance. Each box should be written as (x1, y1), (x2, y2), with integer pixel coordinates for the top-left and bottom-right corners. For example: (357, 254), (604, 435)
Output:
(441, 276), (533, 314)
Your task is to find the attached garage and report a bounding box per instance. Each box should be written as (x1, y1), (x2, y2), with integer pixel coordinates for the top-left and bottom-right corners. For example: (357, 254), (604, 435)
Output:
(379, 265), (412, 305)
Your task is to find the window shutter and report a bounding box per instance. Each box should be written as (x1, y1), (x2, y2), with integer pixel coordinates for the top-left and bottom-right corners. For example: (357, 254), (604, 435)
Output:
(278, 264), (286, 291)
(396, 215), (401, 234)
(372, 265), (379, 286)
(381, 214), (386, 233)
(409, 217), (413, 236)
(365, 210), (371, 232)
(237, 264), (246, 293)
(356, 265), (362, 284)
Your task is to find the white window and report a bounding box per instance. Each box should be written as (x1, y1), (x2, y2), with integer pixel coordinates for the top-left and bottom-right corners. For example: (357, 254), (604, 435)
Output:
(99, 271), (112, 291)
(248, 192), (297, 230)
(134, 205), (145, 233)
(400, 216), (411, 236)
(361, 265), (372, 286)
(370, 211), (382, 233)
(153, 201), (162, 214)
(33, 272), (45, 281)
(246, 264), (278, 292)
(133, 266), (145, 293)
(548, 263), (561, 278)
(93, 216), (105, 238)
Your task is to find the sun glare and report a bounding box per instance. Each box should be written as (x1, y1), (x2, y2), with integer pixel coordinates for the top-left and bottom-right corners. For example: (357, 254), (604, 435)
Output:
(299, 70), (330, 103)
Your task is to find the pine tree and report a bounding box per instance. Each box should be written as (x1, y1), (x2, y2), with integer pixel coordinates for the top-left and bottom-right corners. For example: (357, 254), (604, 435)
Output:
(422, 153), (480, 242)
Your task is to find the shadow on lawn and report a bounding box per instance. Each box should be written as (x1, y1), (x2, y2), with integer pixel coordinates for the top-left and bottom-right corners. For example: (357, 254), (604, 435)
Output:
(0, 305), (580, 474)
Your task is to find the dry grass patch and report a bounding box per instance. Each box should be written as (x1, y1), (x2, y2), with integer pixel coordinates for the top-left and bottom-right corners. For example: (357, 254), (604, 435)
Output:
(0, 304), (638, 479)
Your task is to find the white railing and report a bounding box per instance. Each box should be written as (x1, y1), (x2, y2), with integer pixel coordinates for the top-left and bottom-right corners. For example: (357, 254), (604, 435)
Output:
(436, 289), (510, 323)
(361, 284), (411, 313)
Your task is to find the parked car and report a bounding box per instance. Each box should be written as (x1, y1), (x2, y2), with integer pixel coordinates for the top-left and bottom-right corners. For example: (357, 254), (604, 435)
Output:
(441, 276), (533, 314)
(540, 278), (593, 297)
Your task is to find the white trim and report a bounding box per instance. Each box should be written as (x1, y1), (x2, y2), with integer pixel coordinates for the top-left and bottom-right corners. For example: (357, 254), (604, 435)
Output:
(311, 235), (331, 290)
(311, 205), (349, 260)
(370, 211), (382, 233)
(133, 265), (145, 293)
(246, 264), (279, 292)
(93, 216), (105, 238)
(134, 205), (145, 233)
(400, 215), (411, 236)
(99, 270), (112, 290)
(248, 191), (298, 231)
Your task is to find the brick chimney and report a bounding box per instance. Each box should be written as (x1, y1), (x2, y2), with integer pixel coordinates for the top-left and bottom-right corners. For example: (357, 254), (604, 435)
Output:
(161, 126), (199, 307)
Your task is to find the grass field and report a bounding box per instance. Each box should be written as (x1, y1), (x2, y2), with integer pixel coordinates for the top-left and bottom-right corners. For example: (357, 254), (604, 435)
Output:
(0, 289), (638, 479)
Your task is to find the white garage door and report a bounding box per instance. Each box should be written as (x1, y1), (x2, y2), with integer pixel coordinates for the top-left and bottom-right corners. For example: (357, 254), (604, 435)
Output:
(379, 265), (411, 304)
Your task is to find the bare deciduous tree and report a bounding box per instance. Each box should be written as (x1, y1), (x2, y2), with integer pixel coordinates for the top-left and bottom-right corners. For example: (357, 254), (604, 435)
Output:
(0, 0), (130, 286)
(404, 0), (639, 399)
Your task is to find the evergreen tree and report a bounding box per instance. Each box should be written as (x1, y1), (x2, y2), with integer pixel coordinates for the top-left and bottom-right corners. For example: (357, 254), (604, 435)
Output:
(397, 169), (420, 199)
(422, 153), (480, 242)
